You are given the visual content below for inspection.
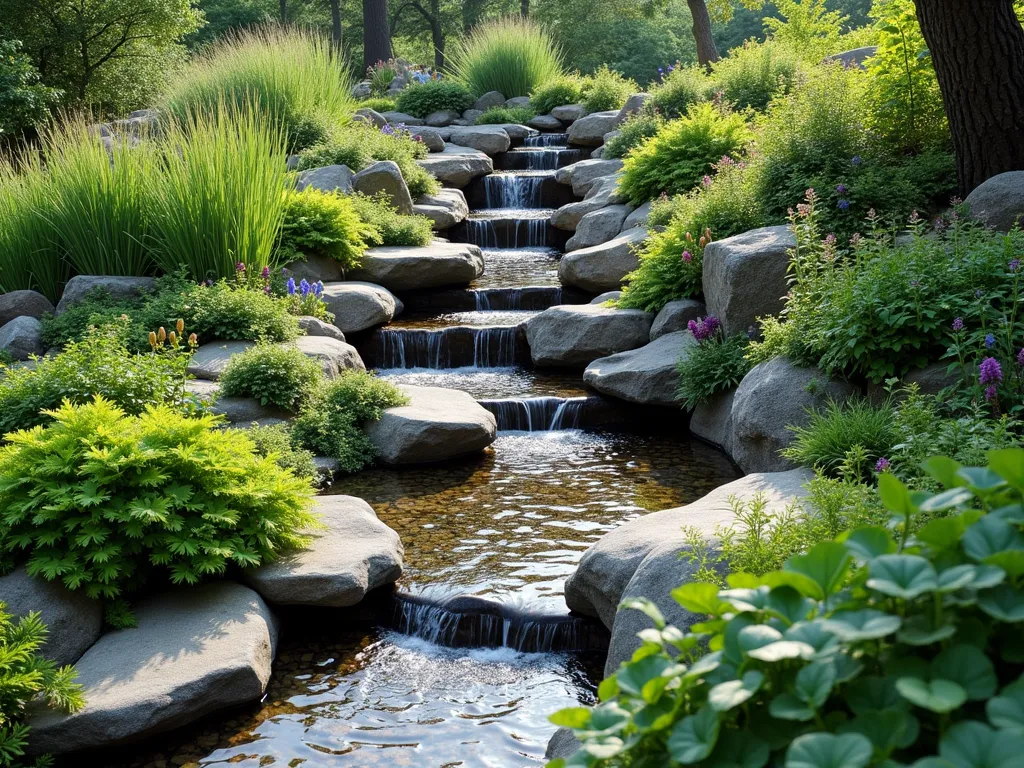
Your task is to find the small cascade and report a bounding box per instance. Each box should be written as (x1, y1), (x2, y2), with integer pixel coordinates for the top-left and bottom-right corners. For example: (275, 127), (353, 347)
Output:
(474, 326), (519, 367)
(479, 396), (586, 431)
(461, 215), (554, 248)
(524, 133), (569, 147)
(472, 287), (563, 311)
(482, 172), (552, 209)
(389, 593), (608, 653)
(374, 326), (522, 369)
(499, 147), (584, 171)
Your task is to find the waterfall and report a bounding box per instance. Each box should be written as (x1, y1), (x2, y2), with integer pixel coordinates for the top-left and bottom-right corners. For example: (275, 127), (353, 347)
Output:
(462, 216), (554, 248)
(524, 133), (569, 147)
(479, 396), (586, 431)
(482, 173), (551, 209)
(473, 326), (519, 367)
(501, 147), (584, 171)
(375, 326), (522, 369)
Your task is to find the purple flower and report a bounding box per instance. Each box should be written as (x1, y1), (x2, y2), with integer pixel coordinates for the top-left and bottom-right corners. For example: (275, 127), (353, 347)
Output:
(688, 315), (721, 342)
(851, 155), (862, 166)
(315, 280), (324, 298)
(985, 384), (999, 401)
(286, 277), (296, 295)
(837, 199), (851, 210)
(980, 356), (1003, 385)
(986, 333), (996, 349)
(874, 457), (890, 473)
(952, 317), (964, 332)
(1017, 348), (1024, 366)
(682, 250), (693, 263)
(702, 175), (712, 188)
(975, 289), (984, 298)
(263, 285), (272, 295)
(261, 266), (270, 278)
(204, 278), (214, 287)
(235, 262), (245, 273)
(1011, 259), (1021, 273)
(299, 278), (311, 296)
(835, 184), (847, 195)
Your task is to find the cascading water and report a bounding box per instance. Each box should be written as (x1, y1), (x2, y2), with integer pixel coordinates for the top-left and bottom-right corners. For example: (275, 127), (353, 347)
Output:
(524, 133), (569, 147)
(479, 396), (585, 431)
(374, 326), (522, 368)
(461, 214), (554, 248)
(482, 171), (551, 208)
(501, 147), (584, 171)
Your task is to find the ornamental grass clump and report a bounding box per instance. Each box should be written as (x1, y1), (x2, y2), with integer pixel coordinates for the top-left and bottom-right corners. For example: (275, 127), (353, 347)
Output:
(550, 448), (1024, 768)
(448, 17), (564, 98)
(529, 75), (584, 115)
(0, 397), (317, 626)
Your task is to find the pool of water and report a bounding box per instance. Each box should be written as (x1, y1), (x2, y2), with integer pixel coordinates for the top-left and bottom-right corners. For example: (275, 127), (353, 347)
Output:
(386, 311), (539, 329)
(472, 249), (560, 288)
(377, 367), (589, 399)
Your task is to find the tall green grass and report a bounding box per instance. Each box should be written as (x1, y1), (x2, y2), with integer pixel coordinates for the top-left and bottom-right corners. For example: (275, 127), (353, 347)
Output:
(448, 18), (563, 98)
(150, 107), (290, 280)
(0, 156), (66, 302)
(161, 26), (355, 151)
(40, 118), (157, 277)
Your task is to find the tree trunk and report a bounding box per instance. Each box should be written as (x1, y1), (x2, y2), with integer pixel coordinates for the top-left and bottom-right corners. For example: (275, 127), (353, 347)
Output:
(686, 0), (720, 67)
(431, 18), (445, 70)
(363, 0), (393, 69)
(280, 0), (287, 23)
(521, 0), (529, 17)
(912, 0), (1024, 194)
(329, 0), (343, 49)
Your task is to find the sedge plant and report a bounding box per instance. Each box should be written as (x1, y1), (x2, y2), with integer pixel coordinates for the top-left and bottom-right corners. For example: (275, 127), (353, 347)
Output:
(448, 17), (564, 98)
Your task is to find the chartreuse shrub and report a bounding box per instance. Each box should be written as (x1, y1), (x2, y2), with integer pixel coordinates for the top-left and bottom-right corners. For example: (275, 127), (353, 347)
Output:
(676, 330), (752, 410)
(530, 75), (584, 115)
(617, 103), (752, 206)
(162, 26), (355, 152)
(292, 371), (408, 472)
(475, 106), (536, 125)
(580, 66), (636, 113)
(394, 80), (474, 118)
(603, 112), (664, 160)
(0, 397), (316, 625)
(0, 604), (84, 767)
(246, 423), (319, 483)
(278, 188), (377, 270)
(449, 17), (564, 99)
(360, 96), (397, 113)
(349, 193), (434, 248)
(550, 448), (1024, 768)
(219, 344), (322, 410)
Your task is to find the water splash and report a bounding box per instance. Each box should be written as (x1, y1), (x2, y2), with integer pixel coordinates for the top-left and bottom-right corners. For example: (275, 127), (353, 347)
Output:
(524, 133), (569, 147)
(462, 215), (554, 248)
(503, 147), (584, 171)
(479, 396), (585, 431)
(375, 326), (522, 368)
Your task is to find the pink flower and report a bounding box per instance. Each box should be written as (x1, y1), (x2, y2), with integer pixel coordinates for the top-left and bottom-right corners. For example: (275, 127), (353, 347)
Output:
(682, 250), (692, 263)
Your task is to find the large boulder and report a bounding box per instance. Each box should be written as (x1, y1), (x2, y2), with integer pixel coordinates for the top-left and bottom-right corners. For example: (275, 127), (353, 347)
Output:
(567, 110), (622, 147)
(29, 583), (277, 754)
(354, 107), (387, 127)
(352, 160), (414, 214)
(554, 158), (623, 197)
(446, 126), (511, 155)
(348, 242), (484, 290)
(551, 104), (587, 123)
(0, 569), (102, 666)
(472, 91), (506, 111)
(461, 109), (484, 124)
(243, 495), (402, 606)
(525, 304), (654, 368)
(186, 341), (256, 381)
(617, 93), (652, 120)
(528, 114), (563, 131)
(298, 315), (346, 342)
(0, 316), (44, 360)
(965, 171), (1024, 232)
(590, 291), (622, 304)
(364, 385), (497, 464)
(731, 357), (856, 473)
(407, 127), (446, 152)
(558, 227), (648, 293)
(284, 253), (346, 283)
(565, 469), (812, 674)
(380, 111), (424, 126)
(550, 178), (624, 230)
(0, 290), (54, 327)
(622, 201), (653, 231)
(650, 299), (705, 340)
(296, 164), (354, 195)
(292, 336), (365, 377)
(425, 110), (461, 127)
(702, 225), (795, 337)
(566, 205), (631, 251)
(583, 331), (694, 407)
(690, 388), (736, 454)
(55, 275), (155, 315)
(504, 96), (531, 109)
(320, 281), (403, 333)
(414, 188), (469, 229)
(417, 144), (493, 188)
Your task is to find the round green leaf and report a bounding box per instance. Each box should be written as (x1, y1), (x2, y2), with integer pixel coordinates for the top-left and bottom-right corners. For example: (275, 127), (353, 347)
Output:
(962, 516), (1024, 562)
(986, 681), (1024, 734)
(587, 703), (631, 734)
(843, 527), (897, 561)
(720, 586), (771, 613)
(616, 654), (671, 697)
(672, 582), (730, 616)
(550, 707), (592, 729)
(978, 584), (1024, 622)
(708, 670), (764, 712)
(796, 662), (836, 708)
(667, 706), (720, 764)
(786, 621), (841, 659)
(936, 565), (981, 593)
(897, 615), (957, 646)
(703, 729), (770, 768)
(747, 640), (816, 663)
(770, 692), (815, 722)
(987, 448), (1024, 488)
(933, 645), (997, 700)
(847, 676), (906, 715)
(896, 677), (967, 713)
(738, 624), (784, 653)
(867, 554), (938, 599)
(939, 720), (1024, 768)
(783, 543), (854, 600)
(822, 609), (901, 642)
(839, 709), (920, 753)
(766, 586), (816, 625)
(957, 466), (1007, 493)
(785, 732), (873, 768)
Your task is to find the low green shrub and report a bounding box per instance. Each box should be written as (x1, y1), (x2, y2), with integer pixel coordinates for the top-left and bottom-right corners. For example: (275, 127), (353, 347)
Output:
(0, 39), (60, 138)
(475, 106), (536, 125)
(449, 17), (564, 98)
(245, 423), (319, 483)
(710, 39), (801, 112)
(618, 103), (753, 206)
(278, 188), (376, 270)
(581, 66), (636, 113)
(394, 80), (474, 118)
(292, 371), (407, 472)
(350, 193), (434, 247)
(0, 604), (84, 767)
(0, 321), (193, 436)
(551, 448), (1024, 768)
(529, 75), (584, 115)
(0, 397), (316, 623)
(676, 331), (752, 410)
(219, 344), (322, 410)
(603, 112), (663, 159)
(360, 96), (397, 113)
(649, 65), (710, 119)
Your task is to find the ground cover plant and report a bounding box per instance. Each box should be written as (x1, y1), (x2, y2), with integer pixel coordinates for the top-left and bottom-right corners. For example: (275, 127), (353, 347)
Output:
(245, 423), (319, 483)
(580, 66), (636, 113)
(278, 188), (377, 270)
(550, 448), (1024, 768)
(0, 397), (317, 626)
(475, 106), (536, 125)
(449, 17), (564, 98)
(219, 343), (322, 410)
(676, 322), (752, 410)
(394, 80), (473, 118)
(529, 75), (584, 115)
(603, 112), (664, 159)
(349, 192), (434, 247)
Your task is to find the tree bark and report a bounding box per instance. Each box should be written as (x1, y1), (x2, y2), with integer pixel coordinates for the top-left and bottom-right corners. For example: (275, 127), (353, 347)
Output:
(329, 0), (343, 49)
(363, 0), (393, 69)
(521, 0), (529, 17)
(686, 0), (720, 68)
(280, 0), (287, 23)
(912, 0), (1024, 194)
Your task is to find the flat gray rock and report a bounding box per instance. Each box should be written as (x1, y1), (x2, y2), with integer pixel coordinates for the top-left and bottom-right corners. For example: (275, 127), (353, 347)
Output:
(965, 171), (1024, 232)
(583, 331), (695, 407)
(555, 159), (623, 197)
(407, 127), (446, 152)
(365, 385), (497, 465)
(348, 242), (484, 290)
(446, 126), (511, 155)
(243, 495), (403, 606)
(622, 201), (652, 230)
(528, 115), (562, 132)
(354, 107), (387, 127)
(291, 336), (365, 377)
(504, 96), (531, 109)
(490, 123), (537, 140)
(320, 281), (402, 333)
(425, 110), (460, 127)
(650, 298), (705, 340)
(0, 569), (102, 666)
(566, 204), (631, 250)
(298, 315), (346, 342)
(352, 160), (414, 214)
(558, 227), (648, 292)
(413, 188), (470, 230)
(0, 290), (54, 327)
(417, 144), (493, 188)
(0, 316), (44, 360)
(187, 341), (256, 380)
(472, 91), (505, 111)
(380, 111), (424, 126)
(525, 304), (654, 368)
(567, 110), (622, 146)
(617, 92), (651, 120)
(29, 583), (277, 754)
(551, 104), (587, 123)
(55, 275), (154, 315)
(296, 164), (354, 195)
(550, 184), (619, 230)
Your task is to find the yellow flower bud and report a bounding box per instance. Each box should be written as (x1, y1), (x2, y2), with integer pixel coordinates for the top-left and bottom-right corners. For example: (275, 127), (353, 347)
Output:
(176, 318), (185, 334)
(148, 331), (157, 348)
(168, 331), (177, 345)
(188, 333), (198, 347)
(157, 327), (166, 343)
(685, 232), (693, 242)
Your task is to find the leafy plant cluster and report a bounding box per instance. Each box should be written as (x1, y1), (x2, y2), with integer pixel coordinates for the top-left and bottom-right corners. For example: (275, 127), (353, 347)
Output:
(551, 449), (1024, 768)
(580, 66), (637, 113)
(0, 397), (316, 625)
(219, 343), (322, 410)
(530, 75), (585, 115)
(245, 423), (320, 483)
(603, 113), (664, 160)
(676, 331), (752, 411)
(0, 604), (84, 768)
(348, 192), (434, 247)
(279, 188), (377, 271)
(475, 106), (537, 125)
(0, 39), (60, 139)
(394, 79), (474, 118)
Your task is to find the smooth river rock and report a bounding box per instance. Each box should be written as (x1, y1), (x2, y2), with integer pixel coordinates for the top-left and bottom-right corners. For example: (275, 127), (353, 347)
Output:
(352, 160), (414, 214)
(29, 583), (277, 754)
(567, 110), (622, 146)
(417, 144), (493, 188)
(0, 290), (54, 327)
(365, 385), (497, 465)
(296, 164), (354, 195)
(320, 281), (403, 333)
(348, 242), (484, 290)
(558, 227), (648, 293)
(292, 335), (365, 377)
(566, 205), (631, 251)
(555, 158), (624, 197)
(55, 275), (155, 315)
(525, 304), (654, 368)
(187, 341), (256, 381)
(446, 126), (511, 155)
(414, 188), (470, 229)
(964, 171), (1024, 232)
(0, 316), (44, 360)
(650, 299), (706, 340)
(243, 495), (403, 607)
(583, 331), (695, 407)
